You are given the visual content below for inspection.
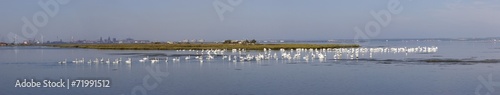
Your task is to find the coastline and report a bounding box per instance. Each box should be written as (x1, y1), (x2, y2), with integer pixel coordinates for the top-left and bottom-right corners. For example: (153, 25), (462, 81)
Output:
(45, 43), (360, 50)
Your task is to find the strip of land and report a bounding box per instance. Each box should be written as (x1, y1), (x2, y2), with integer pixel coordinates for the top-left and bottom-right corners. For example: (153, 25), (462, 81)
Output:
(47, 43), (360, 50)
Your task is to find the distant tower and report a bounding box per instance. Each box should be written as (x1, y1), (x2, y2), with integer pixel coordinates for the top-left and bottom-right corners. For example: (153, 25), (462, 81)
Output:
(14, 34), (17, 44)
(71, 36), (74, 43)
(41, 35), (44, 44)
(100, 37), (103, 42)
(108, 36), (111, 43)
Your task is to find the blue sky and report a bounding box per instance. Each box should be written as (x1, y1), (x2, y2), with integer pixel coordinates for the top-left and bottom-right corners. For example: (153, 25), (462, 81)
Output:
(1, 0), (499, 42)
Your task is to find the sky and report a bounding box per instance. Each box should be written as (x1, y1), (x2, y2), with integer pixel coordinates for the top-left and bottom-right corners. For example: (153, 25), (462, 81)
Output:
(0, 0), (499, 42)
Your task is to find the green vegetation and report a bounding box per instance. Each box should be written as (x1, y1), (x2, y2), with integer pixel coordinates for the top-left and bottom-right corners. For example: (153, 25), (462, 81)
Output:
(47, 43), (360, 50)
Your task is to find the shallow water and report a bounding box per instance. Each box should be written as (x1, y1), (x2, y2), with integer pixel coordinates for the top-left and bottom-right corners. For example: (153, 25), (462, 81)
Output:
(1, 41), (500, 95)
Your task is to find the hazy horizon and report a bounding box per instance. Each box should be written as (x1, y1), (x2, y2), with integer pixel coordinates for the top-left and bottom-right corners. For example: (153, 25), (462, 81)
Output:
(1, 0), (499, 42)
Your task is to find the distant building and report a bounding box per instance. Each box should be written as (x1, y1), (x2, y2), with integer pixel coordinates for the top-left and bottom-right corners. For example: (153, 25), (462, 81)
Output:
(134, 40), (150, 43)
(118, 38), (150, 44)
(197, 39), (205, 42)
(22, 41), (29, 45)
(107, 36), (111, 43)
(166, 41), (174, 44)
(0, 42), (7, 46)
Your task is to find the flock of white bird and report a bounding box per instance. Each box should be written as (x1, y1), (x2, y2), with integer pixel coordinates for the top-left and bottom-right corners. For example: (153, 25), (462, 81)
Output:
(58, 57), (132, 64)
(58, 46), (438, 64)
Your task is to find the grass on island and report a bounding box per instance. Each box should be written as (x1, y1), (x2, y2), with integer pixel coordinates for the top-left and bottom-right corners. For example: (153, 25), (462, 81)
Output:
(47, 43), (360, 50)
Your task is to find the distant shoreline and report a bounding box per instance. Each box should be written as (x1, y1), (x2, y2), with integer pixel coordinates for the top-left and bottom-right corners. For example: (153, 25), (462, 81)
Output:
(45, 43), (360, 50)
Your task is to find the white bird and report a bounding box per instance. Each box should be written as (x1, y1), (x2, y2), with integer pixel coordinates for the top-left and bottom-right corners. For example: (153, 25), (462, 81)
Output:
(112, 59), (120, 64)
(151, 57), (159, 63)
(93, 58), (99, 63)
(206, 54), (214, 60)
(105, 58), (110, 64)
(303, 56), (309, 61)
(139, 59), (146, 63)
(72, 58), (79, 63)
(139, 56), (148, 63)
(79, 58), (85, 63)
(58, 59), (67, 64)
(172, 57), (180, 62)
(222, 55), (228, 60)
(125, 58), (132, 64)
(318, 53), (325, 59)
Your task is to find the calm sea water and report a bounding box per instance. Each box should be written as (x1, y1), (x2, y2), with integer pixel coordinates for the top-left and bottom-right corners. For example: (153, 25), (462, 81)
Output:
(1, 41), (500, 95)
